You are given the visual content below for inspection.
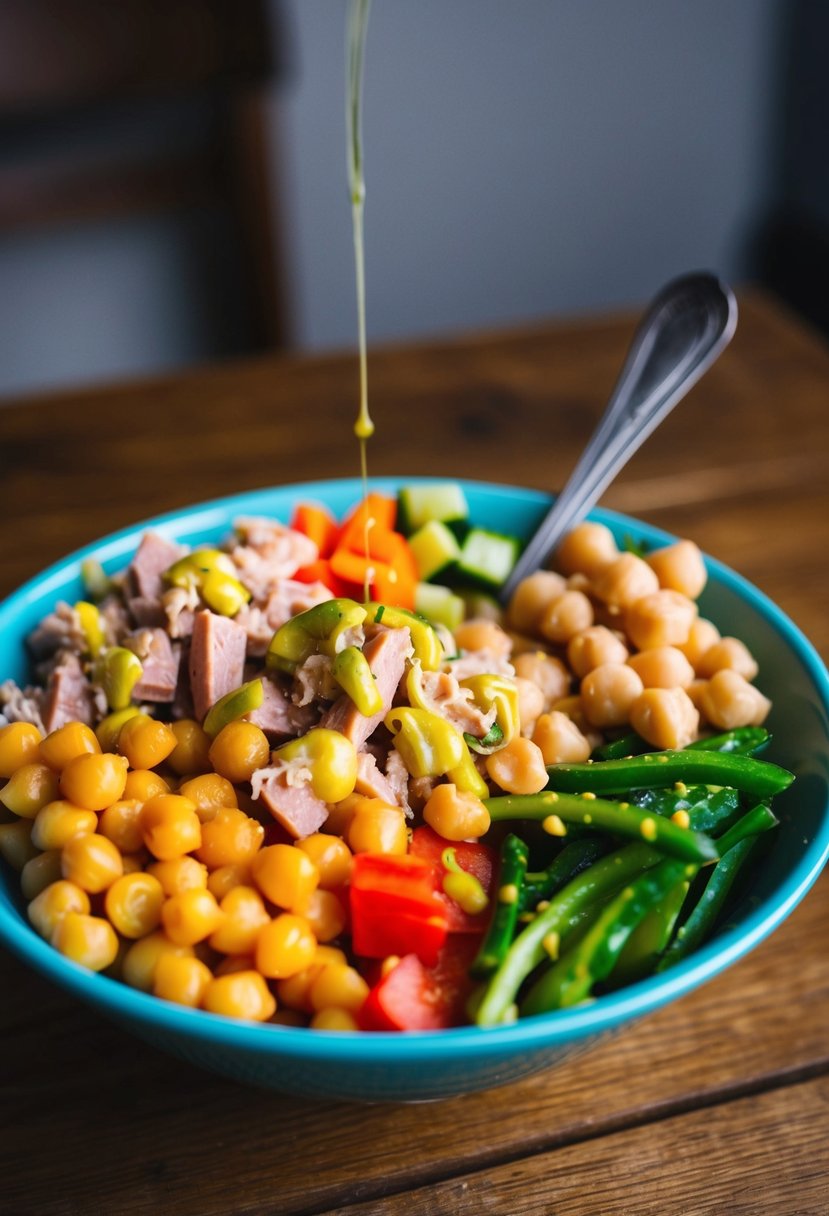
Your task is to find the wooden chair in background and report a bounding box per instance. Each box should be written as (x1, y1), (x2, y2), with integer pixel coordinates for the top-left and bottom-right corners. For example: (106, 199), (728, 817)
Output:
(0, 0), (288, 353)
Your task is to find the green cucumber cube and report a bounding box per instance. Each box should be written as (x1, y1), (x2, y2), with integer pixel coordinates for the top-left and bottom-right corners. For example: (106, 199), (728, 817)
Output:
(456, 528), (521, 589)
(414, 582), (466, 632)
(397, 483), (469, 535)
(407, 520), (461, 581)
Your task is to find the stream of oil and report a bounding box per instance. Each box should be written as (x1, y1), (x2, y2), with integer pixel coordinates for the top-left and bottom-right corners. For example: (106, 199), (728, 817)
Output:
(347, 0), (375, 600)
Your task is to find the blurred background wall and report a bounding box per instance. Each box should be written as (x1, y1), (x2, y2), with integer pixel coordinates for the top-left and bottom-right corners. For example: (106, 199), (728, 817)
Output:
(0, 0), (825, 400)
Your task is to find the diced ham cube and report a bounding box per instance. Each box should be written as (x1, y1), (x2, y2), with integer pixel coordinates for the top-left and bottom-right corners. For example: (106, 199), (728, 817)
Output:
(355, 750), (401, 806)
(246, 674), (318, 741)
(320, 626), (412, 750)
(128, 629), (181, 703)
(42, 653), (98, 732)
(188, 610), (247, 722)
(128, 533), (185, 601)
(252, 770), (329, 839)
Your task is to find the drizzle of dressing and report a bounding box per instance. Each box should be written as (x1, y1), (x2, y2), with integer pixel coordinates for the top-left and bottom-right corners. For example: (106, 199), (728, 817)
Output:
(347, 0), (375, 600)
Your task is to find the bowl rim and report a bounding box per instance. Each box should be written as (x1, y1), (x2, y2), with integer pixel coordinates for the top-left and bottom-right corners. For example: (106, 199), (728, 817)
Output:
(1, 475), (828, 1064)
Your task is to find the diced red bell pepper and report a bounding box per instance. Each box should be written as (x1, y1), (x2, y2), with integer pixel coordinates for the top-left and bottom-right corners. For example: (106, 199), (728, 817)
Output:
(359, 936), (480, 1031)
(409, 826), (497, 934)
(349, 852), (449, 966)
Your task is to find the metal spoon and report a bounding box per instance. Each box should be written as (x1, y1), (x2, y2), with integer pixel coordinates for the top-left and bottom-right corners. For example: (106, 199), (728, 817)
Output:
(499, 271), (738, 604)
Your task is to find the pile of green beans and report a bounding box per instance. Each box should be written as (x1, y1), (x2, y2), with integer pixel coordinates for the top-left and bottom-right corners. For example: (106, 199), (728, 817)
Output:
(472, 727), (794, 1026)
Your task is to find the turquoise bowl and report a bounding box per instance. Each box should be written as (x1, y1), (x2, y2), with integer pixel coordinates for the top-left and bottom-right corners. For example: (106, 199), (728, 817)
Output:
(1, 478), (827, 1102)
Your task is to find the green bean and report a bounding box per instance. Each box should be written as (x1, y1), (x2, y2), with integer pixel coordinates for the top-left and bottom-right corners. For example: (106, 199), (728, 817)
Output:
(485, 792), (718, 864)
(657, 837), (760, 971)
(707, 803), (777, 856)
(520, 858), (695, 1015)
(545, 750), (794, 800)
(470, 834), (528, 980)
(519, 837), (608, 913)
(474, 841), (663, 1026)
(592, 731), (651, 761)
(686, 727), (770, 756)
(611, 876), (692, 985)
(634, 785), (742, 837)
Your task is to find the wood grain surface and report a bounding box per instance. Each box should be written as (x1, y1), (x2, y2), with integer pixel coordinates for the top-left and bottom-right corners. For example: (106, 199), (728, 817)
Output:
(0, 288), (827, 1216)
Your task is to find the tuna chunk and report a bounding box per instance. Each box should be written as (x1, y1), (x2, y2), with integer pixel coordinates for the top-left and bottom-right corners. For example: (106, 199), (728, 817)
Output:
(246, 674), (318, 741)
(189, 610), (247, 721)
(251, 769), (329, 839)
(414, 669), (496, 738)
(42, 653), (98, 732)
(28, 602), (85, 661)
(230, 519), (318, 601)
(320, 626), (412, 750)
(234, 579), (333, 656)
(128, 629), (181, 703)
(128, 532), (185, 601)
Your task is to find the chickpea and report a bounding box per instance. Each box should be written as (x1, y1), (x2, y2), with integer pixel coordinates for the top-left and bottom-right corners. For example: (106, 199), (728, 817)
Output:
(512, 651), (571, 710)
(532, 712), (592, 764)
(624, 590), (698, 651)
(685, 679), (710, 720)
(646, 539), (708, 599)
(678, 617), (722, 671)
(422, 783), (491, 840)
(592, 553), (660, 612)
(627, 646), (695, 689)
(208, 721), (271, 784)
(506, 571), (568, 634)
(629, 687), (700, 750)
(347, 801), (408, 855)
(580, 663), (644, 729)
(538, 590), (594, 646)
(567, 625), (629, 679)
(453, 618), (512, 659)
(696, 637), (759, 682)
(555, 521), (619, 578)
(515, 676), (545, 736)
(698, 670), (771, 730)
(485, 737), (548, 796)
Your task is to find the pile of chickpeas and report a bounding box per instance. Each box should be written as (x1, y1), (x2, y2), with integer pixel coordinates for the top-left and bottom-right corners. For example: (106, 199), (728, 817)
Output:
(500, 520), (770, 766)
(0, 715), (384, 1030)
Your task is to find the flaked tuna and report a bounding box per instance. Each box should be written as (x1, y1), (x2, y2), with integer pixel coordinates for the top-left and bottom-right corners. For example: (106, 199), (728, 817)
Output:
(230, 519), (318, 602)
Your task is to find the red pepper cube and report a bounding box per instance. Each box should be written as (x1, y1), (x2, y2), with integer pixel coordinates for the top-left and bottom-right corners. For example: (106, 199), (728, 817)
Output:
(409, 826), (497, 934)
(349, 853), (449, 967)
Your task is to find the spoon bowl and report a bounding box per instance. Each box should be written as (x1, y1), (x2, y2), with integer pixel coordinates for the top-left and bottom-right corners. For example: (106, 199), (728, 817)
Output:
(499, 272), (738, 602)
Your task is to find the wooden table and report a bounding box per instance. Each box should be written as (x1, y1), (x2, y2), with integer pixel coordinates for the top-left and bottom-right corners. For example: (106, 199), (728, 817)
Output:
(1, 290), (827, 1215)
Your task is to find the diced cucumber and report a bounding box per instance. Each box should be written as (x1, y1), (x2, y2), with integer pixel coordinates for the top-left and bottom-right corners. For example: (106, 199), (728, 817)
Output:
(407, 520), (461, 581)
(414, 582), (466, 632)
(397, 483), (469, 535)
(456, 528), (521, 590)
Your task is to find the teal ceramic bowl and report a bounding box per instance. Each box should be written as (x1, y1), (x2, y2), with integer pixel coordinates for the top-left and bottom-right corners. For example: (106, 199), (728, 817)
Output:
(1, 478), (827, 1102)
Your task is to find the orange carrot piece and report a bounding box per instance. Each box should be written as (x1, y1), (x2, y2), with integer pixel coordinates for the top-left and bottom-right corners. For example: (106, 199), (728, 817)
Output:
(291, 503), (340, 559)
(338, 494), (397, 550)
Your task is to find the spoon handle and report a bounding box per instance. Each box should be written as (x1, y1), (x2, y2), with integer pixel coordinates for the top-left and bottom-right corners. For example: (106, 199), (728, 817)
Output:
(499, 272), (738, 604)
